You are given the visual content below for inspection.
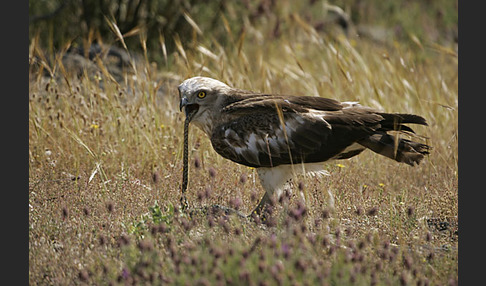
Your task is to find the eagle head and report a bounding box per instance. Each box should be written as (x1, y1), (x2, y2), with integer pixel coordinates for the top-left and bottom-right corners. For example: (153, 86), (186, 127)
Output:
(178, 76), (231, 134)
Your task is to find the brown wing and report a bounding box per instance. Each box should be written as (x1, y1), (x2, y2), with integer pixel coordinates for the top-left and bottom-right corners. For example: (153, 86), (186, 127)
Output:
(211, 97), (380, 168)
(222, 94), (343, 114)
(211, 95), (429, 168)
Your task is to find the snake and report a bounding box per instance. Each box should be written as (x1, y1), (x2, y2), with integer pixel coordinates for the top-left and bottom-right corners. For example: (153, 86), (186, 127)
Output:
(180, 110), (196, 211)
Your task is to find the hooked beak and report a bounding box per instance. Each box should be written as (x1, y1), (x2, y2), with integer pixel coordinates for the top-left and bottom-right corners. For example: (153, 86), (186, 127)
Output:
(179, 97), (188, 112)
(179, 96), (199, 119)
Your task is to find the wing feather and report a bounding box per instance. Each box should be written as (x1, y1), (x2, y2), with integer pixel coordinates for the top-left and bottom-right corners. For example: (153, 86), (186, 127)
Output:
(211, 107), (342, 167)
(210, 94), (427, 168)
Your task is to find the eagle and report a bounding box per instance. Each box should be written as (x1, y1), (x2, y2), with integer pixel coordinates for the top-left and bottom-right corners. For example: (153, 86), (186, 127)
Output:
(178, 76), (430, 217)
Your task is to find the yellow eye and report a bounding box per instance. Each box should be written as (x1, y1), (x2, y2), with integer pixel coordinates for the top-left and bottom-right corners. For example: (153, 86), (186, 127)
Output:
(197, 91), (206, 99)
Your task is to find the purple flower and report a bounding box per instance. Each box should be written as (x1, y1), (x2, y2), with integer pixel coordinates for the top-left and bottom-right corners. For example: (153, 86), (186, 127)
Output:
(121, 268), (130, 279)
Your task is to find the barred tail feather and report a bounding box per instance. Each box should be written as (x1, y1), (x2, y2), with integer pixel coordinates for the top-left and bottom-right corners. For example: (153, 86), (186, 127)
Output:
(358, 132), (430, 166)
(376, 113), (428, 134)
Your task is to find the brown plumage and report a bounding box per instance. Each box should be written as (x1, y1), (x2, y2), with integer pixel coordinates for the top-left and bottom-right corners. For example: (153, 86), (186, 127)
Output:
(179, 76), (430, 217)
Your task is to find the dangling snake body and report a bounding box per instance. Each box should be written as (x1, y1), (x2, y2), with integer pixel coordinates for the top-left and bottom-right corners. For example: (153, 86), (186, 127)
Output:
(180, 111), (196, 211)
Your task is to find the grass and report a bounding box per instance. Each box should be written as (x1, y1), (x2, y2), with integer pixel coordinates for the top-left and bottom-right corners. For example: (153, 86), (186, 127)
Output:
(29, 4), (457, 285)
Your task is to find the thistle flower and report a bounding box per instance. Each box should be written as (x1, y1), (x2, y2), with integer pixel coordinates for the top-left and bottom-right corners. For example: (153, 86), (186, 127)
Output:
(281, 243), (291, 259)
(120, 268), (130, 280)
(289, 201), (307, 220)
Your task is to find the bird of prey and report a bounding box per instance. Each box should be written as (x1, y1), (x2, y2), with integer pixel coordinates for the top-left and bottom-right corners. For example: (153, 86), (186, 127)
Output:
(178, 76), (430, 217)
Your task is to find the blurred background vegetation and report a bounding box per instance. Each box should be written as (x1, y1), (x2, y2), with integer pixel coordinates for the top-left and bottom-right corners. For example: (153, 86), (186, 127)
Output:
(29, 0), (457, 63)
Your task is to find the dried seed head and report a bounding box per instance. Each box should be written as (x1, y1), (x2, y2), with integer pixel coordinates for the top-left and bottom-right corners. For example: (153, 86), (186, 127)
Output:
(298, 181), (304, 191)
(62, 206), (69, 220)
(400, 271), (408, 286)
(78, 270), (89, 282)
(345, 227), (353, 237)
(258, 261), (266, 273)
(208, 167), (216, 178)
(230, 197), (242, 210)
(197, 190), (206, 202)
(335, 228), (341, 239)
(403, 255), (412, 270)
(106, 201), (114, 213)
(152, 172), (160, 183)
(322, 235), (330, 247)
(322, 209), (330, 219)
(239, 173), (247, 184)
(358, 240), (366, 250)
(117, 234), (130, 247)
(194, 157), (201, 169)
(204, 187), (212, 199)
(367, 207), (378, 216)
(294, 258), (307, 272)
(138, 239), (153, 252)
(234, 227), (241, 236)
(239, 270), (250, 282)
(250, 190), (258, 202)
(99, 235), (107, 246)
(407, 206), (414, 217)
(383, 240), (390, 249)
